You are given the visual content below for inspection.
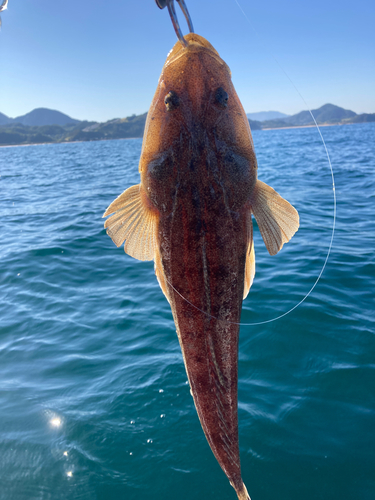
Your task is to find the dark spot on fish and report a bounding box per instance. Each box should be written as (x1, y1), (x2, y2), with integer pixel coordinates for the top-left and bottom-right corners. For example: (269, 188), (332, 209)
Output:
(215, 87), (229, 108)
(148, 153), (173, 181)
(224, 150), (248, 179)
(189, 158), (197, 171)
(165, 91), (180, 111)
(217, 264), (229, 279)
(191, 186), (200, 210)
(219, 149), (252, 208)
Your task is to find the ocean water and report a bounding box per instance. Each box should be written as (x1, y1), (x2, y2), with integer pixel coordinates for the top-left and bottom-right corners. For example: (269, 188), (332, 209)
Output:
(0, 122), (374, 500)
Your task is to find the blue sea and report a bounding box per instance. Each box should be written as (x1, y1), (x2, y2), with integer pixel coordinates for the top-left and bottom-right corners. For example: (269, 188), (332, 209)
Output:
(1, 123), (374, 500)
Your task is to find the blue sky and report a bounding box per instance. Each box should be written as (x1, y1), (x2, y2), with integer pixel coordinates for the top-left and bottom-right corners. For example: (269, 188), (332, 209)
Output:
(0, 0), (374, 122)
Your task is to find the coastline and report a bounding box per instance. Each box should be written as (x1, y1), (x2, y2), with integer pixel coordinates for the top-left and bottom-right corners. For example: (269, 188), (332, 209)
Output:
(0, 121), (366, 148)
(261, 122), (345, 131)
(0, 136), (141, 148)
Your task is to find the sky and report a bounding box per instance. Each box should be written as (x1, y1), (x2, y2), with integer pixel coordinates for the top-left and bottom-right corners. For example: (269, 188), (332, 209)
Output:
(0, 0), (374, 122)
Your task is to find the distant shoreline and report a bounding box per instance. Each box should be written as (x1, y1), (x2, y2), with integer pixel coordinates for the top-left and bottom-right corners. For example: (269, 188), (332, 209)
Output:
(2, 104), (373, 148)
(260, 122), (344, 131)
(0, 136), (141, 149)
(0, 121), (369, 148)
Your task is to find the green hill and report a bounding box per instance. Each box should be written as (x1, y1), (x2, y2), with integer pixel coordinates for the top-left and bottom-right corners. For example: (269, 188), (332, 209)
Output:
(0, 114), (148, 146)
(261, 103), (365, 129)
(0, 105), (373, 146)
(344, 113), (375, 124)
(68, 114), (147, 142)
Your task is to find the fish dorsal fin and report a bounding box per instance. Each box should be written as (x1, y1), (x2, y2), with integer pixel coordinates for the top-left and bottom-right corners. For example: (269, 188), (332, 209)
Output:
(103, 184), (158, 261)
(243, 212), (255, 300)
(250, 179), (299, 256)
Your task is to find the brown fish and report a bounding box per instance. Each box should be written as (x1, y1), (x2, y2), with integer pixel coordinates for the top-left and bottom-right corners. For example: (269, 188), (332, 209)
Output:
(103, 34), (299, 500)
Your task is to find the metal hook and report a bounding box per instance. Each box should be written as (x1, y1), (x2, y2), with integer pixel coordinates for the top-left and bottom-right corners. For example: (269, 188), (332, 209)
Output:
(0, 0), (8, 12)
(0, 0), (9, 29)
(155, 0), (194, 47)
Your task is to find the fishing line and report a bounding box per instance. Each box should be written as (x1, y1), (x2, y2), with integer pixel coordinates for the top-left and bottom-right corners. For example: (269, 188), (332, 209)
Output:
(165, 1), (336, 326)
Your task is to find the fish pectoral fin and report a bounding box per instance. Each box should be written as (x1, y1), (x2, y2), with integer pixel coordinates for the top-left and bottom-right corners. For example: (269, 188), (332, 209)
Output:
(103, 184), (158, 261)
(250, 180), (299, 256)
(243, 213), (255, 300)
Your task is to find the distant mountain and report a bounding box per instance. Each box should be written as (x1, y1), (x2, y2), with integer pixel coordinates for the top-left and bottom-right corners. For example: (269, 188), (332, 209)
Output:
(0, 112), (12, 126)
(0, 105), (373, 146)
(247, 104), (358, 128)
(270, 103), (356, 128)
(0, 114), (148, 146)
(13, 108), (80, 126)
(247, 111), (289, 122)
(71, 114), (147, 142)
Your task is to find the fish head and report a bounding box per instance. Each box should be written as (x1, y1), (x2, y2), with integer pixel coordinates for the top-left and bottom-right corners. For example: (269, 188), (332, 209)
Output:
(162, 33), (232, 117)
(139, 34), (257, 210)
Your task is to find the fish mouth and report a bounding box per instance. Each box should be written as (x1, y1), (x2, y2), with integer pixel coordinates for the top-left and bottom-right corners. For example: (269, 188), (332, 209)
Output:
(164, 33), (231, 74)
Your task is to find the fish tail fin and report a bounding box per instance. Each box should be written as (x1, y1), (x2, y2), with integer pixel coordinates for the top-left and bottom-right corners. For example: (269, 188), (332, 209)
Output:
(231, 480), (251, 500)
(236, 483), (251, 500)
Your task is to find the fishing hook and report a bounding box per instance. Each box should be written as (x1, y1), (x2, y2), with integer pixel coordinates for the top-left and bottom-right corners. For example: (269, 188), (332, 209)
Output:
(155, 0), (194, 47)
(0, 0), (8, 12)
(0, 0), (8, 28)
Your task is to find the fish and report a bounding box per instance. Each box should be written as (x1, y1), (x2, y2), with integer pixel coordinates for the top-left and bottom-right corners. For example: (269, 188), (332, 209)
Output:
(103, 33), (299, 500)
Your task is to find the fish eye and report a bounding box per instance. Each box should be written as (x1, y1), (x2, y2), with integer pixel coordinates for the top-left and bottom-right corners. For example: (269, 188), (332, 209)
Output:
(215, 87), (229, 108)
(164, 91), (180, 111)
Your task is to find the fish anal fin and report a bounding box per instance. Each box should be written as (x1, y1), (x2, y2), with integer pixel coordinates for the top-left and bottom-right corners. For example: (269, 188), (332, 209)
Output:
(154, 246), (170, 303)
(243, 240), (255, 299)
(243, 212), (255, 300)
(250, 179), (299, 256)
(103, 184), (158, 261)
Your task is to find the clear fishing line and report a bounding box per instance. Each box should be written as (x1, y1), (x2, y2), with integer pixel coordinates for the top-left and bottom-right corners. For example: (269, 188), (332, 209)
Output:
(165, 1), (336, 326)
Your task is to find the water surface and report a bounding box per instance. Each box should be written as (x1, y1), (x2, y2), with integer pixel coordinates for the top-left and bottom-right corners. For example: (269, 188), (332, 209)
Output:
(1, 123), (374, 500)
